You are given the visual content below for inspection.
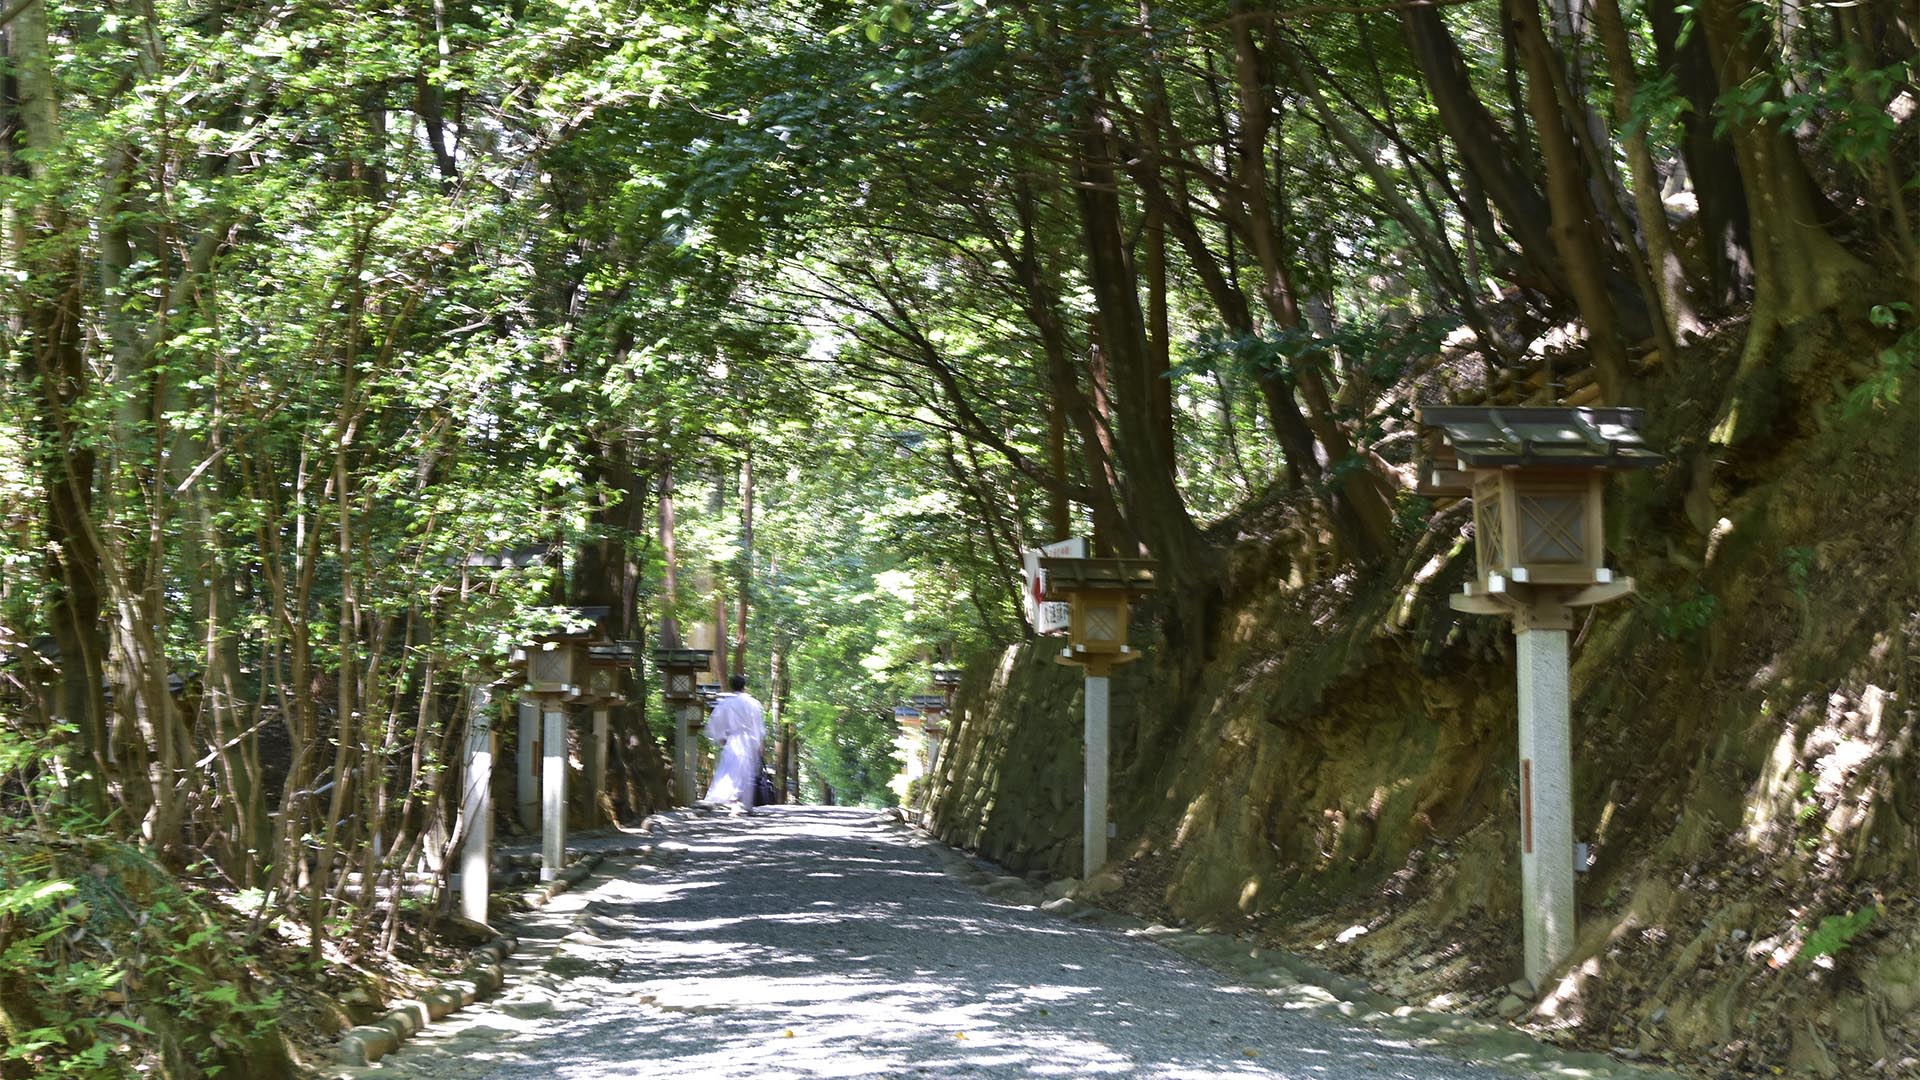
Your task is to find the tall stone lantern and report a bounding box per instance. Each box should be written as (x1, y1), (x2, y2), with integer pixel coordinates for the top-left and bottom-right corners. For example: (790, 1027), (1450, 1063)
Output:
(652, 647), (713, 805)
(1418, 406), (1660, 987)
(1038, 556), (1158, 879)
(909, 693), (949, 775)
(578, 642), (635, 819)
(515, 634), (589, 882)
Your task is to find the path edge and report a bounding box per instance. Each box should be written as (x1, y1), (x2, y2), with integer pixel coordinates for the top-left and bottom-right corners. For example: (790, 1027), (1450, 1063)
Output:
(335, 852), (605, 1067)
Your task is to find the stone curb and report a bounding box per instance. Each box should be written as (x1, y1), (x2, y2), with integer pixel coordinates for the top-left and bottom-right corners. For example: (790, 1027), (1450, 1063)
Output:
(895, 817), (1687, 1080)
(335, 852), (606, 1067)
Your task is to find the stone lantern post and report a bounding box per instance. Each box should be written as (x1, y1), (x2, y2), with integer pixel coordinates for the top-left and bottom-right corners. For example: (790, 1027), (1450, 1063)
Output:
(1038, 556), (1158, 879)
(578, 642), (635, 820)
(1418, 406), (1660, 986)
(909, 693), (948, 774)
(457, 677), (501, 924)
(516, 635), (586, 883)
(652, 648), (713, 805)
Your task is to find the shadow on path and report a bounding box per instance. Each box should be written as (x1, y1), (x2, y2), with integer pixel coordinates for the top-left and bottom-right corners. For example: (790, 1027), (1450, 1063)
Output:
(377, 806), (1523, 1080)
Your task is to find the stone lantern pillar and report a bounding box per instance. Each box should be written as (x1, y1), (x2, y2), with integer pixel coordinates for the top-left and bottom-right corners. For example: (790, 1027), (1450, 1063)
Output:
(653, 648), (714, 805)
(1037, 556), (1158, 880)
(1419, 406), (1661, 987)
(518, 635), (585, 883)
(578, 642), (635, 821)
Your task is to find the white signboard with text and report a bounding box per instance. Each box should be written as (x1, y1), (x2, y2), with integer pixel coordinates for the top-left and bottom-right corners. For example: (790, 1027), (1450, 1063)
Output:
(1023, 537), (1087, 634)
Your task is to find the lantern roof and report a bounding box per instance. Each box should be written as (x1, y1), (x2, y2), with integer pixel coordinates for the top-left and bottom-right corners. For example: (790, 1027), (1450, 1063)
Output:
(586, 642), (638, 667)
(652, 647), (714, 669)
(1417, 406), (1661, 488)
(1037, 556), (1158, 600)
(931, 669), (962, 686)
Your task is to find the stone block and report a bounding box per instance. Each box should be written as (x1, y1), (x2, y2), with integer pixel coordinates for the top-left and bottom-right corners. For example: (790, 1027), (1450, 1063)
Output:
(338, 1024), (399, 1065)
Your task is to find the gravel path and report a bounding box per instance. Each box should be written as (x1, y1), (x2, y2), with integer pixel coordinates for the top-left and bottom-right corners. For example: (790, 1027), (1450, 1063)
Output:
(343, 806), (1556, 1080)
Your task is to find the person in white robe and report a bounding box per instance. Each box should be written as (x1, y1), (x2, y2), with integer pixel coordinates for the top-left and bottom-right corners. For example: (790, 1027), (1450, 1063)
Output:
(701, 674), (766, 808)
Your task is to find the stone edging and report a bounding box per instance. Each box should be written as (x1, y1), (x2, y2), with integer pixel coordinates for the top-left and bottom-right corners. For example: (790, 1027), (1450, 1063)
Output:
(887, 815), (1686, 1080)
(336, 853), (605, 1066)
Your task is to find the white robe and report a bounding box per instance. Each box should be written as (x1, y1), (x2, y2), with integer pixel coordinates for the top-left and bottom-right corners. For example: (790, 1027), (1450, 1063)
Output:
(702, 692), (766, 806)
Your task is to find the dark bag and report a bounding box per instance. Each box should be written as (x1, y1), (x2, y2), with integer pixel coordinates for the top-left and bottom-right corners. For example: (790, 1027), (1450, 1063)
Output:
(753, 772), (776, 806)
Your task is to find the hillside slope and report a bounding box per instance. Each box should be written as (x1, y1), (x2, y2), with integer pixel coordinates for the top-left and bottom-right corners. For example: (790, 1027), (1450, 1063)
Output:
(923, 340), (1919, 1078)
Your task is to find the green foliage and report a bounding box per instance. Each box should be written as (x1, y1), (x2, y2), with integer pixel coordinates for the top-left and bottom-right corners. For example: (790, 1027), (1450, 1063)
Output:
(1801, 904), (1880, 964)
(1647, 587), (1719, 639)
(1782, 546), (1815, 600)
(1844, 304), (1918, 417)
(0, 838), (282, 1077)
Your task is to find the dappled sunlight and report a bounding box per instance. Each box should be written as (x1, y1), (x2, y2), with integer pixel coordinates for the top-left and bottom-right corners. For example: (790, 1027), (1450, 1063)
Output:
(405, 806), (1515, 1079)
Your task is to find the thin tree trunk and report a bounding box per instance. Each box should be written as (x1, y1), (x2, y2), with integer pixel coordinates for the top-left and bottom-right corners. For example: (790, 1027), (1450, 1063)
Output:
(1648, 0), (1752, 308)
(733, 447), (752, 676)
(1508, 0), (1634, 401)
(1591, 0), (1702, 340)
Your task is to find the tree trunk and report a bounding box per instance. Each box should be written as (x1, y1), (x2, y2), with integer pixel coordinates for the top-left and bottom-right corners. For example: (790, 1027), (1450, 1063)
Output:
(8, 0), (110, 817)
(1403, 2), (1572, 303)
(1225, 14), (1396, 559)
(733, 447), (752, 676)
(1648, 0), (1752, 309)
(1507, 0), (1634, 401)
(578, 434), (673, 821)
(1069, 84), (1217, 597)
(657, 461), (681, 646)
(1696, 0), (1866, 444)
(1591, 0), (1703, 340)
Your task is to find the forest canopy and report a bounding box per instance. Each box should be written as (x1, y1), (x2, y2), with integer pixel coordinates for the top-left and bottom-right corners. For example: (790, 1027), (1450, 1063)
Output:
(0, 0), (1913, 1072)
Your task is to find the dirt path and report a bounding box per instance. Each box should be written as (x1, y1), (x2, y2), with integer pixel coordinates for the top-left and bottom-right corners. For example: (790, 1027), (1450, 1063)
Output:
(334, 806), (1660, 1079)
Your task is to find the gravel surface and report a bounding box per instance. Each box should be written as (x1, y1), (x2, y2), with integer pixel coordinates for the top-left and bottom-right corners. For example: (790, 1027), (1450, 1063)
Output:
(345, 806), (1542, 1080)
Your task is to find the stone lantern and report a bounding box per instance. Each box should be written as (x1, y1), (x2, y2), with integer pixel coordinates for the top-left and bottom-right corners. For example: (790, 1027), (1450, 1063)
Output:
(1418, 405), (1660, 988)
(1037, 555), (1158, 878)
(578, 643), (635, 816)
(652, 647), (714, 805)
(515, 628), (592, 883)
(909, 693), (948, 775)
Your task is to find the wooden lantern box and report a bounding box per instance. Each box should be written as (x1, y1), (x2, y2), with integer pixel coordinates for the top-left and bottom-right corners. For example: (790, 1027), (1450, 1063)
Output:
(1417, 406), (1660, 610)
(578, 642), (635, 706)
(1038, 556), (1158, 663)
(521, 641), (582, 696)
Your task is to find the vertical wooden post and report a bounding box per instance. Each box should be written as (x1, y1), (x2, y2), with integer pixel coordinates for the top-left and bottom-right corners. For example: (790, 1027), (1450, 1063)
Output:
(516, 698), (538, 829)
(459, 684), (494, 924)
(1515, 604), (1575, 986)
(541, 703), (567, 882)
